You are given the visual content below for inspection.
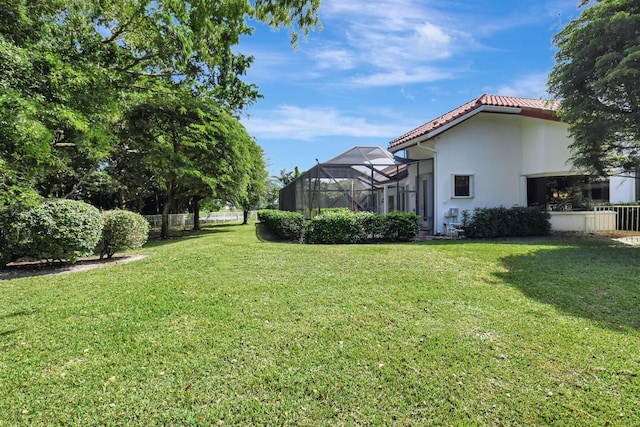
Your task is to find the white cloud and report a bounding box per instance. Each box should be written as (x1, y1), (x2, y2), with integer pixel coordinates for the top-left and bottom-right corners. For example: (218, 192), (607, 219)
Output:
(242, 105), (415, 140)
(352, 67), (450, 87)
(490, 72), (551, 98)
(310, 0), (479, 87)
(311, 48), (357, 70)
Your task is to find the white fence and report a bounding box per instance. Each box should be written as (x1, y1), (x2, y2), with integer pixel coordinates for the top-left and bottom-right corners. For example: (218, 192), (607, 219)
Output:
(144, 211), (257, 231)
(593, 205), (640, 233)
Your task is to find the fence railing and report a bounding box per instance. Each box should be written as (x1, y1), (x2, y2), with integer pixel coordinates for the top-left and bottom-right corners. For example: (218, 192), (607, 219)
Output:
(143, 211), (257, 231)
(593, 205), (640, 233)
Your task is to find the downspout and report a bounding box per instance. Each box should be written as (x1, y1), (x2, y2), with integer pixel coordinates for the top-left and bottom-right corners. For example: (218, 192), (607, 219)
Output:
(416, 141), (438, 234)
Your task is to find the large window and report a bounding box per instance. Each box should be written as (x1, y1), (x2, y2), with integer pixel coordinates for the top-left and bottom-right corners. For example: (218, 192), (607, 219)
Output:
(526, 176), (610, 210)
(453, 175), (473, 198)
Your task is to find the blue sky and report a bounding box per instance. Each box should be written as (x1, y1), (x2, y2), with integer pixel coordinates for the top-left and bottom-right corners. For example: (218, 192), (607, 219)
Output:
(239, 0), (582, 177)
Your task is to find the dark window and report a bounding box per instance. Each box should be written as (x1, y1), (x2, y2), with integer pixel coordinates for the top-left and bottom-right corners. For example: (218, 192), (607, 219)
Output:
(454, 175), (471, 197)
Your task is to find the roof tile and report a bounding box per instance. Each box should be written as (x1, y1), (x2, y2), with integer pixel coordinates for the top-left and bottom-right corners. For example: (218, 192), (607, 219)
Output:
(388, 94), (560, 150)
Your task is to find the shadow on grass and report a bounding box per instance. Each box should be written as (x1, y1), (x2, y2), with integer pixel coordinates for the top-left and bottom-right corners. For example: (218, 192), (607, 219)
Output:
(0, 310), (33, 337)
(144, 223), (241, 249)
(0, 309), (35, 319)
(495, 242), (640, 331)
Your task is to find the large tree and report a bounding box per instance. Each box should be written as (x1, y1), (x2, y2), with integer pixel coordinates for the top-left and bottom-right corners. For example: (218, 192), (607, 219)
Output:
(114, 88), (257, 238)
(0, 0), (320, 205)
(548, 0), (640, 176)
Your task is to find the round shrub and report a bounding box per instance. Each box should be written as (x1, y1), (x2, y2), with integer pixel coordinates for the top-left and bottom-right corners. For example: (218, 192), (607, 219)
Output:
(20, 199), (102, 263)
(100, 209), (150, 259)
(383, 211), (420, 241)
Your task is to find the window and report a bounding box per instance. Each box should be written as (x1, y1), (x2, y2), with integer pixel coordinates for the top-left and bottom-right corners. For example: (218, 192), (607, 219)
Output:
(453, 175), (473, 198)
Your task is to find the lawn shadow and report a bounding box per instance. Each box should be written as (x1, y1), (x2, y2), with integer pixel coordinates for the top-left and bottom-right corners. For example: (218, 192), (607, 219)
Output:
(144, 223), (239, 249)
(0, 309), (34, 337)
(495, 241), (640, 331)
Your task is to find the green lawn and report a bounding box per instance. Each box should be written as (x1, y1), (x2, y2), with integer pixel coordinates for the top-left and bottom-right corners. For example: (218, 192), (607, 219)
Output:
(1, 224), (639, 426)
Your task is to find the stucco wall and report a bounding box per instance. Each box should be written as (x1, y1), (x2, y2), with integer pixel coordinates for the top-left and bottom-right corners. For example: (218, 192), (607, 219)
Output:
(402, 112), (636, 235)
(610, 176), (637, 203)
(429, 113), (525, 233)
(521, 118), (575, 175)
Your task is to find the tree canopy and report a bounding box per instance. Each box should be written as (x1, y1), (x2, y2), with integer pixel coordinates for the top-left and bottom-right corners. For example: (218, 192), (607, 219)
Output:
(0, 0), (320, 222)
(548, 0), (640, 176)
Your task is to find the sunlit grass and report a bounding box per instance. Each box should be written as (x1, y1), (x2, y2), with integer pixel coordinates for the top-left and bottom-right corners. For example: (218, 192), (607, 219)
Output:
(1, 225), (639, 425)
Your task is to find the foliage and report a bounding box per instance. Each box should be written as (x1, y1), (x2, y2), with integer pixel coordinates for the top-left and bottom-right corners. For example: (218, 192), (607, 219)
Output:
(0, 205), (22, 267)
(548, 0), (640, 175)
(112, 91), (258, 238)
(260, 210), (418, 244)
(2, 199), (102, 264)
(383, 211), (420, 242)
(99, 210), (150, 259)
(257, 209), (305, 241)
(0, 0), (320, 206)
(462, 206), (551, 238)
(231, 142), (269, 224)
(304, 210), (364, 244)
(272, 167), (301, 187)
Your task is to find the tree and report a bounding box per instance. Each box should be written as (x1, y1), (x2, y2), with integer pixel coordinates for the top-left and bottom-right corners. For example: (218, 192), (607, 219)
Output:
(235, 142), (268, 224)
(548, 0), (640, 176)
(0, 0), (320, 205)
(272, 166), (301, 186)
(114, 89), (259, 238)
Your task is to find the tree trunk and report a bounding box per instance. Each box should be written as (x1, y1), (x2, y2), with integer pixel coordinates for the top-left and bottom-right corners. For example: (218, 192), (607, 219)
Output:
(192, 197), (202, 231)
(243, 207), (249, 225)
(161, 201), (170, 239)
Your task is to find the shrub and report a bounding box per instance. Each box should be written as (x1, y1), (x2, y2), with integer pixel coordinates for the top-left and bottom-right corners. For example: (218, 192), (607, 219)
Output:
(355, 211), (386, 240)
(100, 210), (150, 259)
(17, 199), (102, 263)
(383, 211), (420, 241)
(257, 210), (305, 241)
(304, 210), (363, 244)
(462, 206), (550, 238)
(0, 206), (22, 267)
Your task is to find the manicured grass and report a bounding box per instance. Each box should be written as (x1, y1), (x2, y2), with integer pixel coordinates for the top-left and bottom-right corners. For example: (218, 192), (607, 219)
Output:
(1, 225), (639, 425)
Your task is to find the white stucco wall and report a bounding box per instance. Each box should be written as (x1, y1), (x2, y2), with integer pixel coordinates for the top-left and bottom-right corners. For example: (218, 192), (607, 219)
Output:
(402, 112), (637, 235)
(423, 113), (532, 233)
(610, 175), (637, 203)
(521, 118), (575, 175)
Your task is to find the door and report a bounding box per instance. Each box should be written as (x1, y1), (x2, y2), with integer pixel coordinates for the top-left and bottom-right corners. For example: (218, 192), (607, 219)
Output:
(420, 174), (434, 233)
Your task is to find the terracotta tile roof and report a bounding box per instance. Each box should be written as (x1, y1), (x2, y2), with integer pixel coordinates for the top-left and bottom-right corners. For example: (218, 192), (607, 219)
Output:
(388, 94), (560, 150)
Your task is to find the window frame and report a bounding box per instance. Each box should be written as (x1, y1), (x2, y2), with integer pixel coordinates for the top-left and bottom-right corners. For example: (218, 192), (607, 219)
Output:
(452, 174), (474, 198)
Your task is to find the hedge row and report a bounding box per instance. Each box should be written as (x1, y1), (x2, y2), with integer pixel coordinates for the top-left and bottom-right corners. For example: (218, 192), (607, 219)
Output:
(461, 206), (550, 238)
(257, 210), (305, 241)
(0, 200), (150, 267)
(258, 209), (420, 244)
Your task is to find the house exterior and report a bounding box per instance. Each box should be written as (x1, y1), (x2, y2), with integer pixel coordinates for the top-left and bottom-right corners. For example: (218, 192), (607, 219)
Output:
(387, 94), (638, 235)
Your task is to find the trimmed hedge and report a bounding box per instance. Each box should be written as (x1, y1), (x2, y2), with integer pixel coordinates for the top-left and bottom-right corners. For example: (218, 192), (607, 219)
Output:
(461, 206), (550, 238)
(258, 210), (420, 244)
(304, 210), (363, 244)
(0, 205), (24, 267)
(100, 209), (150, 259)
(383, 211), (420, 242)
(257, 210), (305, 241)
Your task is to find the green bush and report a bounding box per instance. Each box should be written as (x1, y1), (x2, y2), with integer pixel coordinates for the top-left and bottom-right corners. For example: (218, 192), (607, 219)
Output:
(259, 209), (420, 244)
(0, 206), (23, 267)
(304, 210), (363, 244)
(100, 210), (150, 259)
(257, 210), (305, 241)
(15, 199), (102, 263)
(462, 206), (550, 238)
(383, 211), (420, 241)
(356, 211), (386, 240)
